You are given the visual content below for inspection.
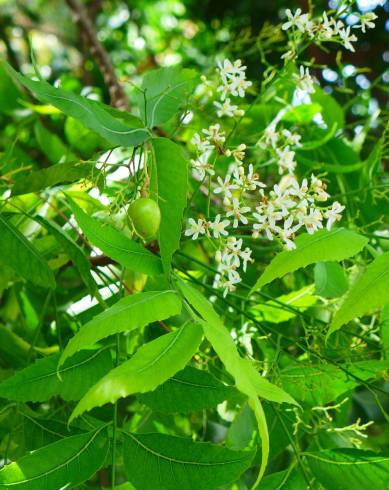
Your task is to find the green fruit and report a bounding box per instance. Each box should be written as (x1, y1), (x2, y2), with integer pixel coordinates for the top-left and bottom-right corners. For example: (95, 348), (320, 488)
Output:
(128, 198), (161, 240)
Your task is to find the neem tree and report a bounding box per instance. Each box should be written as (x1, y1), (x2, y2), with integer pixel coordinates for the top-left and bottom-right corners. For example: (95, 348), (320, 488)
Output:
(0, 1), (388, 489)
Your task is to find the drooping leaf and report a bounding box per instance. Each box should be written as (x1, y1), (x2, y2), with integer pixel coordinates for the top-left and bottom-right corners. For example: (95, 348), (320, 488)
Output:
(59, 290), (182, 367)
(314, 262), (348, 298)
(138, 365), (242, 413)
(35, 216), (97, 296)
(122, 432), (254, 490)
(69, 323), (203, 422)
(177, 279), (298, 486)
(12, 162), (91, 197)
(0, 426), (109, 489)
(3, 60), (150, 147)
(253, 228), (368, 291)
(226, 402), (257, 451)
(68, 197), (162, 276)
(0, 349), (113, 402)
(328, 251), (389, 336)
(0, 215), (55, 289)
(140, 66), (197, 127)
(305, 449), (389, 490)
(0, 325), (32, 367)
(153, 138), (188, 275)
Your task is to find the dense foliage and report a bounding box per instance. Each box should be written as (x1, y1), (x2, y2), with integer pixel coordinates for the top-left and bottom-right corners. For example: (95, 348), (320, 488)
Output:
(0, 0), (388, 489)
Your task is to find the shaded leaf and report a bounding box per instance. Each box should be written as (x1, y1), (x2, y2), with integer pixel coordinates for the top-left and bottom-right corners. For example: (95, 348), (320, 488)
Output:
(328, 251), (389, 336)
(153, 138), (188, 275)
(0, 215), (55, 289)
(138, 365), (241, 413)
(140, 66), (197, 127)
(68, 197), (162, 275)
(70, 323), (203, 422)
(306, 449), (389, 490)
(0, 349), (113, 402)
(0, 426), (109, 489)
(122, 431), (254, 490)
(253, 229), (368, 291)
(59, 290), (182, 367)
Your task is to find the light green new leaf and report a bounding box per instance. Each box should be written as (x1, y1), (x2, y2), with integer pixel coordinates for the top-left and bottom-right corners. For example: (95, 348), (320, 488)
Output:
(69, 323), (203, 422)
(122, 432), (254, 490)
(68, 197), (162, 275)
(138, 366), (242, 413)
(153, 138), (188, 275)
(35, 216), (97, 296)
(253, 228), (368, 291)
(59, 290), (181, 367)
(140, 66), (198, 127)
(0, 426), (109, 489)
(12, 162), (91, 197)
(0, 349), (113, 402)
(328, 251), (389, 336)
(178, 279), (298, 487)
(306, 449), (389, 490)
(3, 60), (150, 147)
(0, 215), (55, 289)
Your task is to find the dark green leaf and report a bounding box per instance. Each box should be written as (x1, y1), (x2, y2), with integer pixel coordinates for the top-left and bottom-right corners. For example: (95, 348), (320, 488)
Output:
(138, 366), (241, 413)
(122, 432), (254, 490)
(0, 427), (109, 489)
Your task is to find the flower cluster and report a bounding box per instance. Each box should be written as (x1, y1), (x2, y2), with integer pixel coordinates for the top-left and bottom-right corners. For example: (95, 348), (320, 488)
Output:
(185, 49), (349, 296)
(281, 8), (377, 55)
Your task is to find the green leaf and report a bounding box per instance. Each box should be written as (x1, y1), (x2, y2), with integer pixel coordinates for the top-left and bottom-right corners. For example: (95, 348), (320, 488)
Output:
(280, 360), (389, 406)
(153, 138), (188, 275)
(11, 162), (91, 197)
(69, 323), (203, 422)
(0, 215), (55, 289)
(35, 216), (97, 296)
(2, 60), (150, 147)
(260, 469), (305, 490)
(138, 366), (241, 413)
(34, 121), (76, 164)
(122, 432), (254, 490)
(314, 262), (348, 298)
(305, 449), (389, 490)
(59, 290), (182, 367)
(328, 251), (389, 336)
(0, 349), (113, 402)
(68, 197), (162, 275)
(252, 229), (368, 291)
(140, 66), (197, 127)
(177, 279), (298, 486)
(251, 285), (317, 323)
(311, 85), (345, 129)
(0, 426), (109, 489)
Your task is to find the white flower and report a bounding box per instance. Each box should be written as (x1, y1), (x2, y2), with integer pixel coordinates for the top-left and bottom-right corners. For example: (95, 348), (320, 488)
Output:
(241, 247), (253, 272)
(226, 198), (250, 228)
(293, 66), (315, 94)
(310, 174), (329, 201)
(324, 201), (345, 230)
(214, 174), (238, 199)
(263, 125), (280, 148)
(191, 153), (214, 180)
(191, 133), (213, 153)
(252, 213), (276, 241)
(289, 177), (309, 201)
(282, 8), (312, 32)
(302, 208), (323, 234)
(216, 59), (252, 100)
(217, 58), (247, 81)
(213, 98), (244, 118)
(277, 216), (297, 250)
(319, 12), (336, 40)
(209, 215), (230, 238)
(359, 13), (377, 33)
(270, 185), (295, 214)
(276, 146), (296, 174)
(184, 218), (206, 240)
(202, 124), (226, 143)
(225, 144), (247, 162)
(229, 77), (252, 98)
(282, 129), (302, 147)
(339, 26), (358, 52)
